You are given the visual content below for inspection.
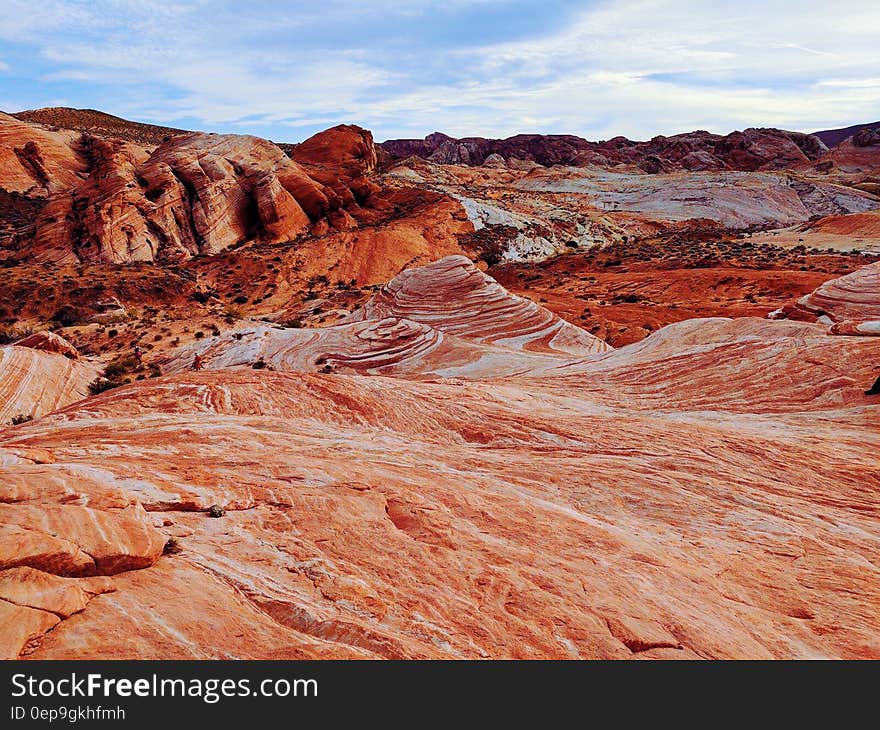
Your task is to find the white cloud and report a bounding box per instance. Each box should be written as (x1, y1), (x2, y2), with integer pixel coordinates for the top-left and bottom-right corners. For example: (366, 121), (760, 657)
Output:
(2, 0), (878, 140)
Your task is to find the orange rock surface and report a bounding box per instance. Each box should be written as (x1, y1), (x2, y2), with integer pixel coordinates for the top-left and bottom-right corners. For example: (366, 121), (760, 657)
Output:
(1, 114), (464, 268)
(1, 260), (878, 660)
(2, 111), (880, 662)
(0, 344), (97, 423)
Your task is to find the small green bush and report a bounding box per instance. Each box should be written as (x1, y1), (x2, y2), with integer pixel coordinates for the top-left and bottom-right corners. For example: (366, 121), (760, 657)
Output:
(88, 377), (117, 395)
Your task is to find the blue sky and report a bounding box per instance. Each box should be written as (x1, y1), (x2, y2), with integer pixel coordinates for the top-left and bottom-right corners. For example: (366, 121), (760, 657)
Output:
(0, 0), (878, 142)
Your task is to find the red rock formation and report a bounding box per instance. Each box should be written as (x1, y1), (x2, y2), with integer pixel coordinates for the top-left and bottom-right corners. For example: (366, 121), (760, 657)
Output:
(0, 307), (877, 659)
(348, 255), (610, 355)
(29, 132), (330, 263)
(163, 257), (609, 377)
(0, 115), (405, 264)
(789, 260), (880, 333)
(0, 111), (86, 197)
(13, 331), (80, 359)
(0, 345), (98, 423)
(382, 127), (829, 172)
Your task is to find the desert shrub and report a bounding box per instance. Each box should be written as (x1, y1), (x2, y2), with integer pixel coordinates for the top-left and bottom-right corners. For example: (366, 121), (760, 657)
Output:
(251, 359), (267, 370)
(281, 319), (303, 328)
(51, 305), (83, 327)
(194, 331), (205, 339)
(0, 324), (32, 345)
(233, 294), (248, 304)
(103, 356), (138, 379)
(107, 329), (118, 338)
(10, 413), (33, 425)
(89, 355), (140, 395)
(88, 377), (117, 395)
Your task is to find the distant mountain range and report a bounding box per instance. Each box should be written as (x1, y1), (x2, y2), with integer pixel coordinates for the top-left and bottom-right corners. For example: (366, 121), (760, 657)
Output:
(11, 106), (879, 167)
(812, 121), (880, 148)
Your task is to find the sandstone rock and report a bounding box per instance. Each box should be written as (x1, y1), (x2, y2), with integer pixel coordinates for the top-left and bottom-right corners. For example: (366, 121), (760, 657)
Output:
(292, 124), (377, 174)
(794, 260), (880, 326)
(0, 566), (114, 618)
(348, 255), (611, 355)
(163, 257), (610, 376)
(0, 502), (165, 576)
(829, 319), (880, 336)
(12, 331), (79, 359)
(0, 111), (86, 197)
(0, 309), (877, 658)
(0, 601), (59, 659)
(1, 114), (385, 263)
(483, 153), (507, 168)
(0, 345), (98, 423)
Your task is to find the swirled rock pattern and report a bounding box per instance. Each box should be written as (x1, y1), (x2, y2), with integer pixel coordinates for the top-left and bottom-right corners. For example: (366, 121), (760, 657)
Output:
(348, 256), (611, 356)
(0, 346), (98, 423)
(0, 308), (877, 659)
(162, 319), (567, 379)
(162, 257), (609, 377)
(779, 260), (880, 335)
(1, 264), (878, 659)
(798, 261), (880, 321)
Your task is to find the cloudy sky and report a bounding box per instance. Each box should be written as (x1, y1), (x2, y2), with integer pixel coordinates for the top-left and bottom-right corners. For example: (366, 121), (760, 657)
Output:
(0, 0), (877, 142)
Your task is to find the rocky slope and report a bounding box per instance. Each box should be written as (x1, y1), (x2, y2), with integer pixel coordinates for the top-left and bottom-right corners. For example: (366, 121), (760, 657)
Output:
(164, 257), (608, 378)
(12, 108), (186, 149)
(777, 260), (880, 335)
(0, 337), (97, 424)
(1, 259), (877, 658)
(384, 155), (880, 265)
(0, 113), (466, 268)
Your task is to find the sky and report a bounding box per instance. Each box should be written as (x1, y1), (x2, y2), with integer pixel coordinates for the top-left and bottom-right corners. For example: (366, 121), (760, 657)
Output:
(0, 0), (878, 143)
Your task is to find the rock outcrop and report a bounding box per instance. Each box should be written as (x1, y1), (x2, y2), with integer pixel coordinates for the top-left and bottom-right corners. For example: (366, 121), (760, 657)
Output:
(1, 305), (877, 659)
(0, 111), (87, 197)
(1, 114), (385, 263)
(382, 127), (829, 172)
(164, 257), (610, 377)
(784, 260), (880, 334)
(0, 345), (98, 423)
(13, 331), (80, 359)
(348, 256), (610, 355)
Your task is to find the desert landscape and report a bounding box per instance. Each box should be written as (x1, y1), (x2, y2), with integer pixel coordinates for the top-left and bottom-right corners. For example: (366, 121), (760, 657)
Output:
(0, 106), (878, 660)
